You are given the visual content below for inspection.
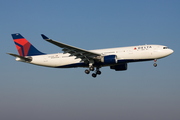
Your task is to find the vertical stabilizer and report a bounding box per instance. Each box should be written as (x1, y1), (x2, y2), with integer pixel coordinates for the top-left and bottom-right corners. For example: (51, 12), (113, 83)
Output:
(12, 33), (44, 56)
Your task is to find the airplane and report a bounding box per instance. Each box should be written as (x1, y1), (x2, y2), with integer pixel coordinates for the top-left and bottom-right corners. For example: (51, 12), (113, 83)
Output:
(7, 33), (174, 78)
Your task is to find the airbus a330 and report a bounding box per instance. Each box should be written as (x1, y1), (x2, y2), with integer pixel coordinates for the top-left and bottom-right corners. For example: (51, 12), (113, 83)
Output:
(7, 33), (173, 78)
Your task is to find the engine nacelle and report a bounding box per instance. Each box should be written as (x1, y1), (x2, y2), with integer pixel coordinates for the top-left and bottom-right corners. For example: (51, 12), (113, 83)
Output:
(110, 63), (127, 71)
(101, 55), (117, 64)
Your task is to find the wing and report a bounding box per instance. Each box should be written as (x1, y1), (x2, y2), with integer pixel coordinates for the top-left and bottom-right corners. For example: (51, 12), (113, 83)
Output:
(41, 34), (101, 61)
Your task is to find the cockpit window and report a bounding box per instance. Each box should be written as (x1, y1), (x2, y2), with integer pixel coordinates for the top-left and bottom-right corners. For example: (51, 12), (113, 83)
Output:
(163, 47), (169, 49)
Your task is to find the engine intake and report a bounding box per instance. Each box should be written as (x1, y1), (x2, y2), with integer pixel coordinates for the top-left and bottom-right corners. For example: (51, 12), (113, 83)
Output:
(101, 55), (117, 64)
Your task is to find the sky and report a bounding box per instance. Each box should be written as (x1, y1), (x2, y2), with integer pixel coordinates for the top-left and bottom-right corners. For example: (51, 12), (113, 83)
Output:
(0, 0), (180, 120)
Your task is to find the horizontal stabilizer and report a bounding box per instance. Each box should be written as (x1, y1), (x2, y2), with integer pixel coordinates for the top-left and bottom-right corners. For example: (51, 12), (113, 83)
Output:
(7, 53), (32, 62)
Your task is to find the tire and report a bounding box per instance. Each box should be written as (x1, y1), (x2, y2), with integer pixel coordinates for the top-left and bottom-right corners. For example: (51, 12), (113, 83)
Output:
(153, 63), (157, 67)
(90, 66), (94, 71)
(96, 71), (101, 75)
(85, 69), (90, 74)
(92, 73), (97, 78)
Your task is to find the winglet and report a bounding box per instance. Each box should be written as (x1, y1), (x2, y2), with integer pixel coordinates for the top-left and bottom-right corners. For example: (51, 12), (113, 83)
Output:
(41, 34), (49, 40)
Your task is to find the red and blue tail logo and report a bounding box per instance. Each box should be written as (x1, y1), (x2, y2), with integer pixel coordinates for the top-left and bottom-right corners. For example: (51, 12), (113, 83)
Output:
(12, 33), (45, 57)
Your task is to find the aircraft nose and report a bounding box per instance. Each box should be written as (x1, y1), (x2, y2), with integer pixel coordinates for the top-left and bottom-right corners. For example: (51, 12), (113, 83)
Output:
(170, 49), (174, 54)
(169, 49), (174, 54)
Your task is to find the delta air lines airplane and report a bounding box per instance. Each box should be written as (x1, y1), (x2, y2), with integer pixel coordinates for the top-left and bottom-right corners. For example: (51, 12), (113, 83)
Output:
(7, 33), (173, 78)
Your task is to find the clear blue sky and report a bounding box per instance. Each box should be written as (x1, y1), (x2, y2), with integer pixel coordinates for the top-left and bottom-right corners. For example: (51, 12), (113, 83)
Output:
(1, 0), (180, 120)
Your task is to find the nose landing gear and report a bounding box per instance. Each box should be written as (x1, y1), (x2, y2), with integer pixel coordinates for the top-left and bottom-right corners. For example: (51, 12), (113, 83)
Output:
(153, 59), (157, 67)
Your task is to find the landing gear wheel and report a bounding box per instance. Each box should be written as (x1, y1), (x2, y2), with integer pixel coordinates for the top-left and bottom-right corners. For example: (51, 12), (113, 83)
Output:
(92, 73), (97, 78)
(153, 63), (157, 67)
(89, 66), (95, 71)
(96, 70), (101, 75)
(85, 69), (90, 74)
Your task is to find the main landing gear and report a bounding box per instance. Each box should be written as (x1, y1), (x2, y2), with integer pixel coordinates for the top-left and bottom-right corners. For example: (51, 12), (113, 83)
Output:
(84, 60), (101, 78)
(85, 66), (101, 78)
(153, 59), (157, 67)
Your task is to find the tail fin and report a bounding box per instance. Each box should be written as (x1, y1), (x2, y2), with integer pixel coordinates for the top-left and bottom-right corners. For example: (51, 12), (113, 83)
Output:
(12, 33), (45, 56)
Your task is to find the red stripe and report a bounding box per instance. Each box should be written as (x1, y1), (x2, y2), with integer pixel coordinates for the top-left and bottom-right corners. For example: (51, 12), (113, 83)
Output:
(23, 42), (31, 56)
(15, 45), (23, 56)
(14, 38), (28, 46)
(14, 38), (31, 56)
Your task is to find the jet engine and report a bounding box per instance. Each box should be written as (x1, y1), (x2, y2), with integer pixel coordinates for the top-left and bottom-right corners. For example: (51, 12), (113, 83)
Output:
(100, 55), (117, 64)
(110, 63), (127, 71)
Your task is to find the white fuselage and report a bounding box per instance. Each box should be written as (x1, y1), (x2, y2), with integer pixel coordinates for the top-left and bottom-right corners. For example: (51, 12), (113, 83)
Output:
(16, 45), (173, 68)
